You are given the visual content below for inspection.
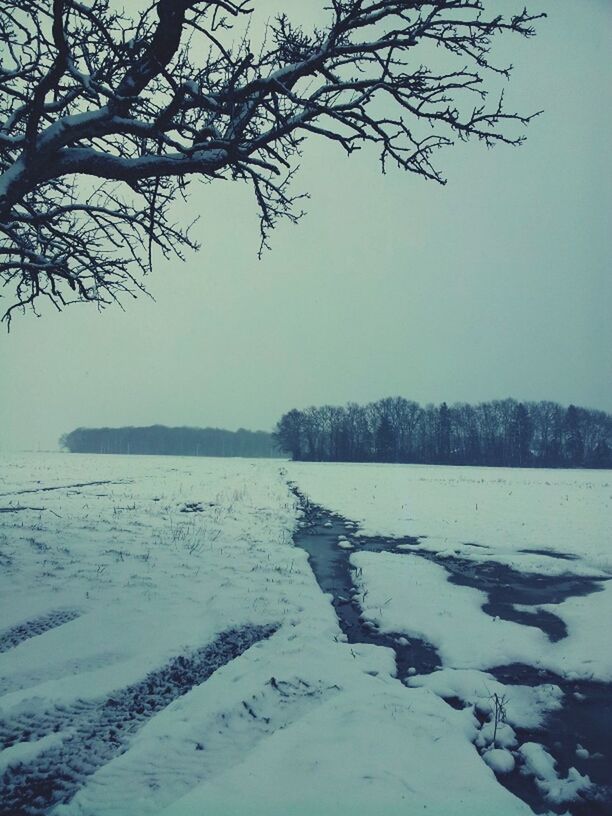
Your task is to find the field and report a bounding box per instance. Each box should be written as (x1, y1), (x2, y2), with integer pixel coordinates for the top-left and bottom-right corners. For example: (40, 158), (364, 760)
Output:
(0, 453), (610, 815)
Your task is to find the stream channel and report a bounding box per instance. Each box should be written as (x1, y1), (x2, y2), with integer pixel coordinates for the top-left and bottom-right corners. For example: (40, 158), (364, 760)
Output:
(291, 485), (612, 816)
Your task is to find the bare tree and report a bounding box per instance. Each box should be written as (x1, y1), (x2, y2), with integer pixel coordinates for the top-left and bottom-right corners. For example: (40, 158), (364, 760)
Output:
(0, 0), (543, 325)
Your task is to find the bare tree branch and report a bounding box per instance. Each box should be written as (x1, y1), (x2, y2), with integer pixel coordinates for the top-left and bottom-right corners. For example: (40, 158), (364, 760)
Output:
(0, 0), (544, 326)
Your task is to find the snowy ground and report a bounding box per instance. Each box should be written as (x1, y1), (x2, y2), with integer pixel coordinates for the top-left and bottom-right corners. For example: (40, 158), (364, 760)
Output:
(287, 461), (612, 575)
(0, 454), (610, 815)
(287, 462), (612, 682)
(288, 460), (612, 811)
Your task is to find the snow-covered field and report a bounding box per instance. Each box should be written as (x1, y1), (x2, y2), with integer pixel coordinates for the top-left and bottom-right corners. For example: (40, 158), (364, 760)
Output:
(287, 461), (612, 574)
(287, 463), (612, 681)
(1, 454), (610, 815)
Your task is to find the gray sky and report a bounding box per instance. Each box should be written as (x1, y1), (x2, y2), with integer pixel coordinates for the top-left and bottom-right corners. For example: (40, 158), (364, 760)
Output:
(1, 0), (611, 451)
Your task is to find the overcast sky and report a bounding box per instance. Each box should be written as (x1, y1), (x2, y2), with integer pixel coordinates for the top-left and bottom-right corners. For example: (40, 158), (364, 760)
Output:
(1, 0), (611, 451)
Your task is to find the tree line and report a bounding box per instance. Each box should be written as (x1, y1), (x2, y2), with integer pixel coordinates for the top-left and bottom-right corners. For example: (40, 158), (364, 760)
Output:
(61, 426), (280, 459)
(274, 398), (612, 469)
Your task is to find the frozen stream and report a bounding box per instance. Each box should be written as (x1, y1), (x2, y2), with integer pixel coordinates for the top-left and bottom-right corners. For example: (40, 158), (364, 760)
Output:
(291, 486), (612, 816)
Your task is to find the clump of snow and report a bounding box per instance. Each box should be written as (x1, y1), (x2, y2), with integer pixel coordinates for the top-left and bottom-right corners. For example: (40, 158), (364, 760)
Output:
(407, 668), (563, 729)
(483, 748), (515, 774)
(576, 744), (590, 760)
(519, 742), (592, 804)
(0, 732), (67, 773)
(475, 720), (517, 750)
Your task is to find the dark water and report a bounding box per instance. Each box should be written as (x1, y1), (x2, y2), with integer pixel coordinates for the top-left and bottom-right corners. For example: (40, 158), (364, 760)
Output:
(294, 503), (440, 678)
(417, 552), (605, 644)
(489, 663), (612, 814)
(291, 486), (612, 816)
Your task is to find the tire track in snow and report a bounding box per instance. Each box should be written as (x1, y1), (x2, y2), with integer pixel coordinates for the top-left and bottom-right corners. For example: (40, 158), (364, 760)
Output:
(0, 610), (81, 654)
(0, 625), (276, 815)
(64, 675), (340, 815)
(0, 480), (130, 498)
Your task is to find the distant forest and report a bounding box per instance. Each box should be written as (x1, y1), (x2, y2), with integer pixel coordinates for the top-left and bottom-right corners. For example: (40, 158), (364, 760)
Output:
(61, 426), (280, 458)
(274, 398), (612, 469)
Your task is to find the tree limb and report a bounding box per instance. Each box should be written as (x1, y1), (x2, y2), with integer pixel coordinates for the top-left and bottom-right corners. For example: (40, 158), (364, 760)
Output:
(0, 0), (544, 326)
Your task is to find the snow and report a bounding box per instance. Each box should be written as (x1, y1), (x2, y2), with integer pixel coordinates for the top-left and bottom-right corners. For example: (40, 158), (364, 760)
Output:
(475, 720), (517, 750)
(352, 551), (547, 668)
(576, 744), (590, 760)
(291, 461), (609, 813)
(407, 668), (563, 729)
(536, 583), (612, 679)
(351, 551), (612, 681)
(483, 748), (516, 774)
(0, 731), (67, 773)
(518, 742), (592, 804)
(157, 683), (531, 816)
(287, 461), (612, 575)
(0, 453), (539, 816)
